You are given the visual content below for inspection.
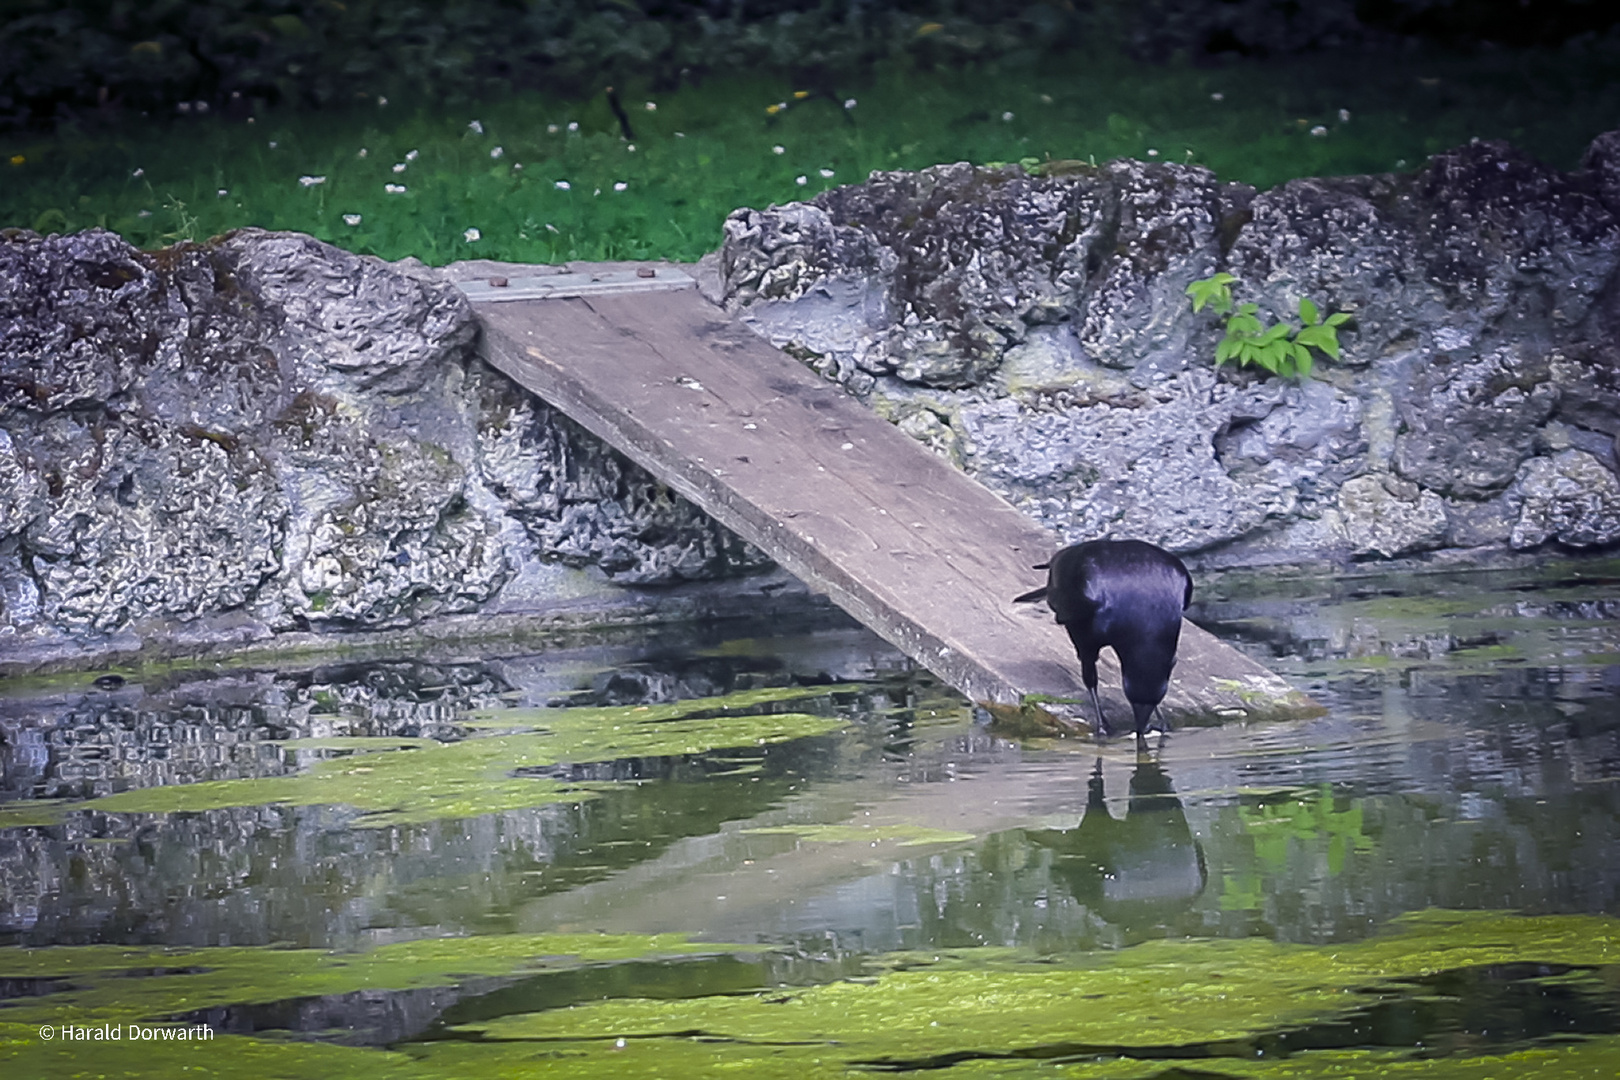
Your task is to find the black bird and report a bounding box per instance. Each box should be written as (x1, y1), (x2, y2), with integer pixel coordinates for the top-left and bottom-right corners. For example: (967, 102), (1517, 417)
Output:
(1014, 540), (1192, 737)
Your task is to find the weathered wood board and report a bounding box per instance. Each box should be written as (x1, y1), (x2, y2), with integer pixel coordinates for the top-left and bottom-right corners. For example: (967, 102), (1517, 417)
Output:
(457, 266), (697, 303)
(470, 279), (1314, 729)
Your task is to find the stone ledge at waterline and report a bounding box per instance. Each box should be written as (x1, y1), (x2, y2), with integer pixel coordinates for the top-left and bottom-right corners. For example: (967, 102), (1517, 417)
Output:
(0, 227), (801, 674)
(712, 130), (1620, 570)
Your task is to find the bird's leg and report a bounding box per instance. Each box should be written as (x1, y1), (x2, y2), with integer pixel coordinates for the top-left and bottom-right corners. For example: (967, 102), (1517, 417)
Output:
(1075, 650), (1114, 735)
(1082, 689), (1108, 738)
(1079, 653), (1110, 737)
(1080, 683), (1110, 738)
(1135, 707), (1169, 754)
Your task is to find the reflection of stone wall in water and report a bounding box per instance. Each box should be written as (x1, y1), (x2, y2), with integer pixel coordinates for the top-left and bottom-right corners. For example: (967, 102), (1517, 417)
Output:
(0, 229), (774, 666)
(716, 131), (1620, 568)
(0, 654), (855, 949)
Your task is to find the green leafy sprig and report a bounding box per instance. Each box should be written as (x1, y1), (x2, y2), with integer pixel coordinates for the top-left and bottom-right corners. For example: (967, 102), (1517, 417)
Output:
(1187, 272), (1350, 379)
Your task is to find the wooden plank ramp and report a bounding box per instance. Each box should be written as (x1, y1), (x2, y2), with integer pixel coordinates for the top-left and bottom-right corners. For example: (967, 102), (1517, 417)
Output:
(464, 265), (1315, 730)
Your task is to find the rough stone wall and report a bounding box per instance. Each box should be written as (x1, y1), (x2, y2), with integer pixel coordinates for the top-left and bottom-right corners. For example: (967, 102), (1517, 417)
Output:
(8, 132), (1619, 666)
(717, 133), (1620, 567)
(0, 228), (769, 666)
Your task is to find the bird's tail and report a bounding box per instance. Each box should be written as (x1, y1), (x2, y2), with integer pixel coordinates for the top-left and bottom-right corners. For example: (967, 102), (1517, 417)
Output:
(1014, 563), (1051, 603)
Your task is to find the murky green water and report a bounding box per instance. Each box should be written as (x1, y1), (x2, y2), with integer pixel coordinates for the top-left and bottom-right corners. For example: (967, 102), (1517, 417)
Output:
(2, 562), (1619, 1077)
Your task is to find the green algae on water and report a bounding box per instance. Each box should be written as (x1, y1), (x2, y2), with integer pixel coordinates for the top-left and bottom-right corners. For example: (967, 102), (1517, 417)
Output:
(1, 1027), (433, 1080)
(0, 931), (751, 1026)
(5, 912), (1620, 1079)
(0, 687), (850, 829)
(443, 911), (1620, 1072)
(401, 1029), (1620, 1080)
(13, 1027), (1616, 1080)
(0, 932), (759, 1080)
(743, 823), (979, 847)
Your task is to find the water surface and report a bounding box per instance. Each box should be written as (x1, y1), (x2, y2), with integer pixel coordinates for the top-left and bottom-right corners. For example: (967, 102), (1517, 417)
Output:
(2, 562), (1618, 1076)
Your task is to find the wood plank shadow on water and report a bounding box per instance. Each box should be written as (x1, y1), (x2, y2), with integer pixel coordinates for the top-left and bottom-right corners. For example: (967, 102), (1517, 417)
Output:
(1, 562), (1618, 1071)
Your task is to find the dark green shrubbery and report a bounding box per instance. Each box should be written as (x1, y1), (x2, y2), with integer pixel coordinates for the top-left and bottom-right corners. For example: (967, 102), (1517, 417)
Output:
(0, 1), (1067, 129)
(1104, 0), (1620, 62)
(3, 1), (1617, 129)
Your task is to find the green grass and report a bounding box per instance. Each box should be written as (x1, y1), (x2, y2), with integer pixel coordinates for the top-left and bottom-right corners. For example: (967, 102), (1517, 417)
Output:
(4, 44), (1618, 265)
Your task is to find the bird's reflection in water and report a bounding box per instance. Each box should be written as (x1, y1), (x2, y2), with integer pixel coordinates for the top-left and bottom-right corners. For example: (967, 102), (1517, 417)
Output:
(1025, 753), (1207, 927)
